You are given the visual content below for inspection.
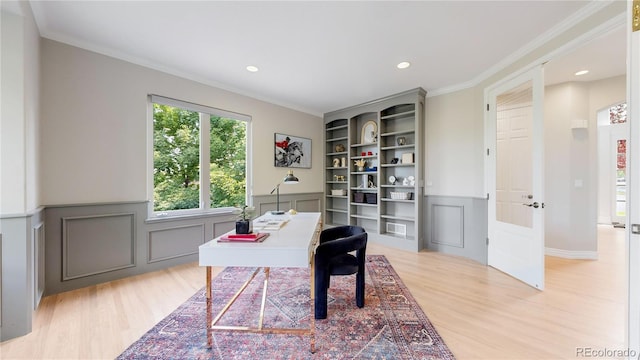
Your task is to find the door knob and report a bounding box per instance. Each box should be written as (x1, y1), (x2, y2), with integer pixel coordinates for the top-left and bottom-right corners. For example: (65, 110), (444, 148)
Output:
(522, 202), (540, 208)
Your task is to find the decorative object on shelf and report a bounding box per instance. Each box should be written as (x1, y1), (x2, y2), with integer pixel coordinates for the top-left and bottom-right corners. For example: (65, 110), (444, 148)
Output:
(354, 159), (366, 172)
(365, 193), (377, 204)
(335, 143), (345, 152)
(333, 158), (340, 167)
(367, 151), (373, 156)
(402, 178), (409, 186)
(401, 152), (414, 164)
(341, 157), (346, 167)
(334, 175), (345, 182)
(388, 175), (397, 185)
(367, 174), (376, 188)
(361, 120), (378, 144)
(365, 166), (377, 172)
(390, 158), (399, 164)
(407, 176), (415, 186)
(233, 205), (256, 234)
(361, 152), (366, 156)
(331, 189), (347, 196)
(397, 136), (406, 146)
(390, 191), (413, 200)
(270, 170), (299, 215)
(274, 133), (311, 168)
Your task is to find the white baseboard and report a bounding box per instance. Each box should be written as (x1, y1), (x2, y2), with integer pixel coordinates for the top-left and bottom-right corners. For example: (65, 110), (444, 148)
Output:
(545, 247), (598, 260)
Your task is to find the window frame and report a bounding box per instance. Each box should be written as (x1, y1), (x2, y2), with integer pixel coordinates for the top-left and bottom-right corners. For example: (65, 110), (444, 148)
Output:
(147, 95), (252, 218)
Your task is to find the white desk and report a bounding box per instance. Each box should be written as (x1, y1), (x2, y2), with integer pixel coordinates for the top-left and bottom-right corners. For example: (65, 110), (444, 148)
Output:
(198, 212), (321, 352)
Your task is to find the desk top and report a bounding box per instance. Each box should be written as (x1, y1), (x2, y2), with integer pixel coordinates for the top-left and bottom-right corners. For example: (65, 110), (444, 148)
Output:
(198, 212), (321, 268)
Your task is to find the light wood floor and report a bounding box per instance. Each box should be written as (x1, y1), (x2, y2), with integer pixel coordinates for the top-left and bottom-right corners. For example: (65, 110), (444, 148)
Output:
(1, 225), (625, 359)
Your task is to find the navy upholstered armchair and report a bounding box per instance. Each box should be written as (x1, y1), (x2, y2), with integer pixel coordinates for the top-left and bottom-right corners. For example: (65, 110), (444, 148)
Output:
(314, 225), (367, 319)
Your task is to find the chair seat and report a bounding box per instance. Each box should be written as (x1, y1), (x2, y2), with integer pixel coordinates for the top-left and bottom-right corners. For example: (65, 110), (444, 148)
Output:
(329, 253), (358, 275)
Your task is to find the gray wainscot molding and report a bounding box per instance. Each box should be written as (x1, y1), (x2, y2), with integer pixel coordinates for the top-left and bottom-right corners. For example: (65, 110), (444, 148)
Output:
(252, 192), (322, 216)
(0, 207), (45, 341)
(424, 195), (488, 265)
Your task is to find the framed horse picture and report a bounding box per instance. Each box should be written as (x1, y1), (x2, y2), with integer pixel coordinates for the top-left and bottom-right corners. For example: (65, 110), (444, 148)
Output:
(274, 133), (311, 168)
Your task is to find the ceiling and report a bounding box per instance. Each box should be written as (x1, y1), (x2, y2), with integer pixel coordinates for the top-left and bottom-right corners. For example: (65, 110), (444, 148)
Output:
(26, 1), (626, 116)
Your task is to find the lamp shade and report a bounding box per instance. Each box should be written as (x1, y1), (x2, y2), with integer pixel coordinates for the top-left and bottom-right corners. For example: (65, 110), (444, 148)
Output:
(283, 170), (299, 184)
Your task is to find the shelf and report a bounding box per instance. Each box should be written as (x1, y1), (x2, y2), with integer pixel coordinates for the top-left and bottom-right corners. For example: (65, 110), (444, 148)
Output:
(351, 171), (378, 175)
(380, 184), (414, 188)
(380, 109), (416, 121)
(380, 163), (414, 167)
(326, 208), (348, 213)
(326, 195), (348, 199)
(326, 151), (348, 156)
(350, 214), (377, 220)
(381, 214), (415, 221)
(350, 143), (378, 148)
(380, 130), (414, 137)
(326, 136), (348, 142)
(326, 124), (348, 131)
(351, 155), (377, 160)
(350, 187), (378, 192)
(351, 203), (377, 208)
(381, 144), (414, 151)
(327, 181), (348, 184)
(326, 167), (348, 170)
(381, 198), (415, 203)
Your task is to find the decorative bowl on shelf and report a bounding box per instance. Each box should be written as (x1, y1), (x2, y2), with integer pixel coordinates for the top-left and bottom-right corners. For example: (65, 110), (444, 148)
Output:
(335, 144), (345, 152)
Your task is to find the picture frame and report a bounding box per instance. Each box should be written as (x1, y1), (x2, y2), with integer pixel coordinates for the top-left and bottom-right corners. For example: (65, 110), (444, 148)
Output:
(274, 133), (311, 168)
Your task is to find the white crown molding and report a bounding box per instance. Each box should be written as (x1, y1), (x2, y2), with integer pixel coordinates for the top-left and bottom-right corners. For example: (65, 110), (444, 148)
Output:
(427, 0), (619, 98)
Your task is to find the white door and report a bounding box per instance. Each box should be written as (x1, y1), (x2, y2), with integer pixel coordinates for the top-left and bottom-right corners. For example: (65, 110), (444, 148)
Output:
(486, 66), (545, 290)
(627, 1), (640, 353)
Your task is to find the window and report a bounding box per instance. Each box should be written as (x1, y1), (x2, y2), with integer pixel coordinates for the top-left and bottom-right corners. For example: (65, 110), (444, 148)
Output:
(149, 95), (250, 216)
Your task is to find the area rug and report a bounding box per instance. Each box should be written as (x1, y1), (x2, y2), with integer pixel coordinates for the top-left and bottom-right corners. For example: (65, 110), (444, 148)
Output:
(117, 255), (455, 359)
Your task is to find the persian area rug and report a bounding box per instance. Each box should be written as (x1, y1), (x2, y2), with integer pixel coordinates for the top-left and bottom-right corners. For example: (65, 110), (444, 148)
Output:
(117, 255), (455, 359)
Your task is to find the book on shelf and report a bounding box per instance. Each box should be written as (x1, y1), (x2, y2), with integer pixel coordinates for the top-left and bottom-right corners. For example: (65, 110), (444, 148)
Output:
(218, 232), (270, 243)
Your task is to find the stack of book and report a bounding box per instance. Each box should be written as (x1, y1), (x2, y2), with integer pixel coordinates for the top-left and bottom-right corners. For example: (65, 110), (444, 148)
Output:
(217, 232), (270, 243)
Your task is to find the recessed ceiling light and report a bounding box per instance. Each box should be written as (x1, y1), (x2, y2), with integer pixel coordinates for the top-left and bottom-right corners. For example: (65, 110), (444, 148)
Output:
(575, 70), (589, 76)
(246, 65), (259, 72)
(397, 61), (411, 69)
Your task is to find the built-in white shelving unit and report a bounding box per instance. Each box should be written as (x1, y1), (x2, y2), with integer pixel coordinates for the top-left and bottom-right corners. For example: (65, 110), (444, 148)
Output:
(323, 88), (426, 251)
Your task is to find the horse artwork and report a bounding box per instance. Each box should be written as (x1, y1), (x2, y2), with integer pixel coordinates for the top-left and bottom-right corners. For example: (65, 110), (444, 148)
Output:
(274, 133), (311, 168)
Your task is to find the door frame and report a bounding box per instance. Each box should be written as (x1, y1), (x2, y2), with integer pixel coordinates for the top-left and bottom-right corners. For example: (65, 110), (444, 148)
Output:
(485, 65), (545, 290)
(627, 0), (640, 353)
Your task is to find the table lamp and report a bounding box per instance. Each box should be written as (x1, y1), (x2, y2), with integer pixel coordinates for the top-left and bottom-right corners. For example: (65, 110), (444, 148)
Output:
(270, 170), (299, 215)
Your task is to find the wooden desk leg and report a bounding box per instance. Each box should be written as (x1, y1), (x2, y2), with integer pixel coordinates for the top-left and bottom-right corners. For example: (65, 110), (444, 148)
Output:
(310, 256), (316, 353)
(206, 266), (212, 348)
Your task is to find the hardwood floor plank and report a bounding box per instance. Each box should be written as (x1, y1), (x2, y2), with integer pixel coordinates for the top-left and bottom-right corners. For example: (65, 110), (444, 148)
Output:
(0, 226), (625, 359)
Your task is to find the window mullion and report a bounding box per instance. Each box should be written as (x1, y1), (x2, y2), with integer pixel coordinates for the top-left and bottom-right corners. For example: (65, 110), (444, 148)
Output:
(200, 113), (211, 210)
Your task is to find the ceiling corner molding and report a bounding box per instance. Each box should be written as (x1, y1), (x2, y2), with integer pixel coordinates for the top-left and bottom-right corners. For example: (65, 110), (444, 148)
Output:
(427, 0), (618, 97)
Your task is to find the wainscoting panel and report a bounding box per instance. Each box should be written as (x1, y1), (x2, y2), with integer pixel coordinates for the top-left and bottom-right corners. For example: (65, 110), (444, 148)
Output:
(148, 224), (204, 263)
(432, 204), (464, 248)
(213, 220), (236, 238)
(62, 213), (135, 280)
(33, 223), (45, 309)
(253, 192), (322, 215)
(425, 195), (488, 265)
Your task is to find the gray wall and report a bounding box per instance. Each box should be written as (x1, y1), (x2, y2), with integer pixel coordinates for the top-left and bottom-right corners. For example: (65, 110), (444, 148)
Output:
(424, 196), (488, 265)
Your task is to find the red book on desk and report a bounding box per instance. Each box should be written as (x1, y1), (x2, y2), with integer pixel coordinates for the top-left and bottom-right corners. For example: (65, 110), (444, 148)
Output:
(218, 232), (269, 242)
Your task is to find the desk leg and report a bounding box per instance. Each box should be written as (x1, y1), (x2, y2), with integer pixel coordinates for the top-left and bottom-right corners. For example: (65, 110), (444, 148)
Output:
(310, 256), (316, 353)
(206, 266), (212, 348)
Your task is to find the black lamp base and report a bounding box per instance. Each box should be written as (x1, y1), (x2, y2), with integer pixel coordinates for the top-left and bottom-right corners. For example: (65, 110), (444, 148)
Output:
(270, 210), (285, 215)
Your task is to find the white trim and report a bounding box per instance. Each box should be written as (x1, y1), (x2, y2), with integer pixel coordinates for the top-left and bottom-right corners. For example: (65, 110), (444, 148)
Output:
(427, 5), (625, 99)
(545, 247), (598, 260)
